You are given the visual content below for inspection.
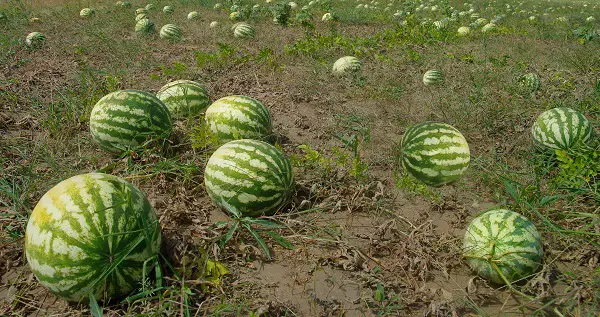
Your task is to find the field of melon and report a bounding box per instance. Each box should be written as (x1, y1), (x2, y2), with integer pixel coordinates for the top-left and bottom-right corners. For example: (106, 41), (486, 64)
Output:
(1, 0), (599, 315)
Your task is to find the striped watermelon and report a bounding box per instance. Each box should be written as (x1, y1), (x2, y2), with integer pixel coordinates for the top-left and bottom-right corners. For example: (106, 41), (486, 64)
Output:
(531, 107), (591, 150)
(145, 3), (155, 11)
(135, 8), (148, 15)
(80, 8), (95, 17)
(205, 95), (272, 144)
(457, 26), (471, 36)
(401, 122), (470, 187)
(25, 173), (161, 302)
(519, 73), (539, 92)
(160, 24), (182, 41)
(204, 139), (294, 217)
(187, 11), (200, 20)
(163, 6), (174, 14)
(322, 12), (334, 21)
(233, 23), (255, 39)
(89, 90), (172, 154)
(463, 209), (543, 284)
(332, 56), (362, 76)
(135, 19), (155, 34)
(156, 80), (210, 118)
(423, 69), (444, 86)
(481, 22), (497, 33)
(120, 1), (132, 8)
(26, 32), (46, 48)
(229, 11), (241, 20)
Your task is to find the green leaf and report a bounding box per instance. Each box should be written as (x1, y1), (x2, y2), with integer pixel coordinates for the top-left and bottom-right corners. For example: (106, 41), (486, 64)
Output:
(242, 222), (272, 259)
(502, 178), (520, 203)
(264, 231), (295, 250)
(538, 195), (563, 207)
(219, 221), (239, 250)
(89, 292), (103, 317)
(375, 283), (385, 302)
(244, 218), (286, 229)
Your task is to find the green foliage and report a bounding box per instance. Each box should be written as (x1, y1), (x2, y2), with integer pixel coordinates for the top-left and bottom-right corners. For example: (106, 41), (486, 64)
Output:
(270, 1), (291, 26)
(552, 145), (600, 199)
(369, 283), (403, 316)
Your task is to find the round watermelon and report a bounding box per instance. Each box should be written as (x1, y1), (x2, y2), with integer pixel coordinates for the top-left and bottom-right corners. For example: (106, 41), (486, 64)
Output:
(531, 107), (591, 150)
(26, 32), (46, 48)
(322, 12), (334, 21)
(332, 56), (362, 76)
(463, 209), (543, 284)
(204, 139), (294, 217)
(89, 90), (173, 154)
(423, 69), (444, 86)
(135, 8), (148, 15)
(233, 23), (255, 39)
(204, 95), (272, 144)
(163, 6), (174, 14)
(519, 73), (539, 92)
(457, 26), (471, 36)
(159, 24), (181, 41)
(209, 21), (219, 28)
(135, 13), (148, 21)
(145, 3), (155, 11)
(187, 11), (200, 20)
(25, 173), (161, 302)
(481, 22), (497, 33)
(135, 19), (155, 34)
(156, 80), (210, 118)
(401, 122), (470, 187)
(80, 8), (95, 17)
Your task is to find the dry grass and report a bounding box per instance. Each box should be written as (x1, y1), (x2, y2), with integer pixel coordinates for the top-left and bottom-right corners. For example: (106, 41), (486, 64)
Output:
(1, 0), (599, 315)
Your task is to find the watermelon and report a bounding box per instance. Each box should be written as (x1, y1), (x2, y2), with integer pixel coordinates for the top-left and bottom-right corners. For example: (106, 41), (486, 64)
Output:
(332, 56), (362, 76)
(25, 173), (161, 302)
(229, 11), (242, 21)
(433, 20), (447, 30)
(204, 95), (272, 144)
(518, 73), (539, 92)
(423, 69), (444, 86)
(209, 21), (219, 28)
(80, 8), (95, 17)
(156, 80), (210, 118)
(457, 26), (471, 36)
(26, 32), (46, 48)
(214, 3), (222, 10)
(135, 13), (148, 21)
(118, 1), (131, 8)
(145, 3), (155, 11)
(233, 23), (256, 39)
(135, 8), (148, 15)
(204, 139), (294, 217)
(187, 11), (200, 20)
(531, 107), (591, 150)
(400, 122), (470, 187)
(89, 90), (172, 154)
(135, 19), (155, 34)
(481, 22), (497, 33)
(463, 209), (543, 284)
(159, 24), (182, 41)
(163, 6), (174, 14)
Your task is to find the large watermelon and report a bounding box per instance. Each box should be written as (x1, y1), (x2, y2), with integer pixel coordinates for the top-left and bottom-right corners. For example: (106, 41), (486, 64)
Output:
(204, 95), (272, 144)
(422, 69), (444, 86)
(233, 23), (256, 39)
(156, 80), (211, 118)
(400, 122), (470, 187)
(531, 107), (591, 150)
(89, 90), (173, 154)
(159, 24), (182, 41)
(332, 56), (362, 76)
(25, 173), (161, 302)
(463, 209), (543, 284)
(204, 139), (294, 217)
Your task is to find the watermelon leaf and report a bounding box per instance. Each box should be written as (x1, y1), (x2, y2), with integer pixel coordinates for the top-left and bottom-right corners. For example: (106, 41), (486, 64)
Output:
(241, 222), (272, 259)
(244, 218), (286, 229)
(89, 292), (103, 317)
(219, 221), (239, 250)
(264, 231), (295, 250)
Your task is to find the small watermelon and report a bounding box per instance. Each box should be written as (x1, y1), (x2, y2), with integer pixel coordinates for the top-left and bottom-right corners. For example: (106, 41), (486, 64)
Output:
(204, 95), (272, 144)
(156, 80), (211, 118)
(423, 69), (444, 86)
(26, 32), (46, 48)
(204, 139), (294, 217)
(457, 26), (471, 36)
(89, 90), (172, 154)
(80, 8), (95, 17)
(463, 209), (543, 284)
(401, 122), (470, 187)
(25, 173), (161, 302)
(135, 19), (155, 34)
(481, 22), (497, 33)
(332, 56), (362, 76)
(518, 73), (539, 92)
(145, 3), (155, 11)
(531, 107), (591, 150)
(135, 8), (148, 15)
(163, 6), (174, 14)
(160, 24), (182, 41)
(187, 11), (200, 20)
